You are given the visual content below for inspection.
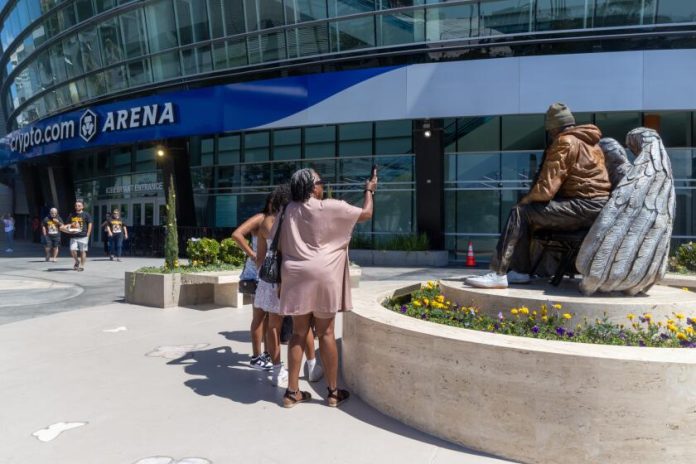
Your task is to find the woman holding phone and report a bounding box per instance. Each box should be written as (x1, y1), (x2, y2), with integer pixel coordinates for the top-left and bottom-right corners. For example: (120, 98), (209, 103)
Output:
(276, 167), (377, 408)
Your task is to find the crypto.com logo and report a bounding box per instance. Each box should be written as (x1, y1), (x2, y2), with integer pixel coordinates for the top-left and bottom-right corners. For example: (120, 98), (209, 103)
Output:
(79, 109), (97, 142)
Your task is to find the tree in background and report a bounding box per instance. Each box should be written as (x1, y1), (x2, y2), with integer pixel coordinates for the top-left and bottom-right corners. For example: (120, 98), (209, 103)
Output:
(164, 173), (179, 269)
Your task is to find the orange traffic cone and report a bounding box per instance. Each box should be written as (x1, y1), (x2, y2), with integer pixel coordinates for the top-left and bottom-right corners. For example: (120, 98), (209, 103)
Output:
(465, 241), (476, 267)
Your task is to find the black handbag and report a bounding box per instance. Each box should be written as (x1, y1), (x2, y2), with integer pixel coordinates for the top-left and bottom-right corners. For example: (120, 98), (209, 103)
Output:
(239, 279), (258, 295)
(259, 205), (287, 284)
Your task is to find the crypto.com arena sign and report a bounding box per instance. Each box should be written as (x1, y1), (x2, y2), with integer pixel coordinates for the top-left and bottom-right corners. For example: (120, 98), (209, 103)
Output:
(8, 102), (176, 154)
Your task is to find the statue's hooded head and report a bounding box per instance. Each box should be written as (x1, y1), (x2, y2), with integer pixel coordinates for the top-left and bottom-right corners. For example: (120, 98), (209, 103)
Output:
(545, 102), (576, 134)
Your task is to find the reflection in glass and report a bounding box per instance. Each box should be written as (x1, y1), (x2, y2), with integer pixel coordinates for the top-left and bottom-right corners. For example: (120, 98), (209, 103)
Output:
(175, 0), (210, 45)
(145, 0), (179, 52)
(378, 9), (425, 46)
(480, 0), (532, 35)
(536, 0), (590, 30)
(305, 126), (336, 158)
(151, 51), (181, 80)
(331, 16), (375, 52)
(286, 0), (328, 23)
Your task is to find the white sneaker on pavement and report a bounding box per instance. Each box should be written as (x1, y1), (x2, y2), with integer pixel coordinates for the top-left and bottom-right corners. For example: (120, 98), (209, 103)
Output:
(466, 272), (508, 289)
(507, 270), (531, 284)
(271, 364), (288, 388)
(306, 360), (324, 382)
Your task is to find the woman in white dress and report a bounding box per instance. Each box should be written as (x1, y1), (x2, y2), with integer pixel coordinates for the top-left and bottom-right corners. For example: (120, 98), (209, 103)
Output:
(256, 185), (323, 387)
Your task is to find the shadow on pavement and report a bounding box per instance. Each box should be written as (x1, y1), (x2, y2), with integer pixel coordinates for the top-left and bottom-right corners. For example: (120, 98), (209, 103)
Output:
(167, 345), (279, 405)
(218, 330), (251, 344)
(45, 268), (79, 272)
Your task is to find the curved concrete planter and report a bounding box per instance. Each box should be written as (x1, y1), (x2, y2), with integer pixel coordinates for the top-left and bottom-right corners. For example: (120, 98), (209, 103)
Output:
(343, 282), (696, 464)
(349, 249), (448, 267)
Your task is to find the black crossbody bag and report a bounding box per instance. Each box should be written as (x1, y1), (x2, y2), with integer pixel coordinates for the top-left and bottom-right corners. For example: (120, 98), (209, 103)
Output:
(259, 205), (288, 284)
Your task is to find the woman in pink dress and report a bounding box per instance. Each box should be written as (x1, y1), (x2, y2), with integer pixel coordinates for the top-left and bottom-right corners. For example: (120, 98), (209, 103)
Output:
(278, 168), (377, 408)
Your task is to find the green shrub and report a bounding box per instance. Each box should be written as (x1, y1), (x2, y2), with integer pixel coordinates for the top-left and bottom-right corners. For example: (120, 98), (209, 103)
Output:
(219, 238), (246, 266)
(186, 237), (220, 266)
(379, 233), (430, 251)
(350, 234), (373, 250)
(671, 242), (696, 273)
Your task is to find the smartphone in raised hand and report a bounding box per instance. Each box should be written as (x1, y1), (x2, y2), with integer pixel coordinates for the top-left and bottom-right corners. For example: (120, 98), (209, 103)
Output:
(370, 164), (378, 181)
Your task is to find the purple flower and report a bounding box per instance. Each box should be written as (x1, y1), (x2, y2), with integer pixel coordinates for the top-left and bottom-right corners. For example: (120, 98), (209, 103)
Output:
(498, 311), (504, 321)
(555, 327), (566, 337)
(400, 305), (407, 313)
(638, 340), (646, 347)
(531, 325), (539, 334)
(566, 330), (574, 338)
(660, 333), (670, 340)
(493, 322), (500, 331)
(421, 313), (427, 320)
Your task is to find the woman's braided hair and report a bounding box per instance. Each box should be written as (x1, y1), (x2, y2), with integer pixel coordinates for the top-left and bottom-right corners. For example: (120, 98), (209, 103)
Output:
(290, 168), (316, 203)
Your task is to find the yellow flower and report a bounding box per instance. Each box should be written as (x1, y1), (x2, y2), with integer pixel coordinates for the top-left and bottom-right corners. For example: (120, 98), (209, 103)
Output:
(682, 287), (690, 292)
(667, 323), (678, 333)
(627, 313), (635, 322)
(436, 295), (445, 303)
(687, 326), (695, 336)
(667, 319), (675, 325)
(657, 321), (663, 328)
(510, 308), (519, 316)
(643, 313), (653, 322)
(542, 315), (548, 322)
(532, 310), (537, 317)
(519, 307), (529, 316)
(576, 324), (582, 330)
(413, 301), (421, 307)
(446, 301), (451, 306)
(675, 313), (686, 321)
(423, 298), (429, 306)
(677, 332), (688, 341)
(632, 322), (639, 330)
(563, 313), (572, 320)
(552, 304), (562, 310)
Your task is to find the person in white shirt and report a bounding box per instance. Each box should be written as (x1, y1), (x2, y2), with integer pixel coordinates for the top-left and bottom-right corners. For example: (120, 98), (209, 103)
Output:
(3, 213), (15, 253)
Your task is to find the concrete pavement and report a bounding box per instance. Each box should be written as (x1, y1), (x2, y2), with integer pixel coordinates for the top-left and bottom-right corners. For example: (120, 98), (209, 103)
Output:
(0, 241), (512, 464)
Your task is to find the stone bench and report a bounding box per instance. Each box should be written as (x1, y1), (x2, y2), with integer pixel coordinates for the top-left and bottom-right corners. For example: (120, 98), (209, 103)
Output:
(182, 271), (243, 308)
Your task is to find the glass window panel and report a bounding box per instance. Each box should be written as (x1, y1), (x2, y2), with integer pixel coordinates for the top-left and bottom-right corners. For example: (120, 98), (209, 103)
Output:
(58, 4), (78, 30)
(303, 159), (336, 184)
(85, 72), (107, 98)
(339, 122), (373, 156)
(245, 0), (285, 31)
(594, 0), (644, 27)
(181, 46), (212, 75)
(378, 8), (425, 46)
(480, 0), (532, 35)
(48, 43), (68, 84)
(68, 78), (87, 105)
(339, 156), (371, 184)
(217, 166), (241, 189)
(224, 0), (246, 35)
(656, 0), (696, 23)
(175, 0), (209, 46)
(452, 152), (500, 185)
(105, 65), (127, 92)
(645, 112), (691, 147)
(305, 126), (336, 158)
(373, 191), (414, 233)
(217, 195), (239, 227)
(454, 116), (501, 152)
(456, 190), (501, 234)
(219, 135), (241, 164)
(501, 115), (545, 150)
(287, 0), (327, 23)
(201, 137), (215, 166)
(45, 13), (60, 38)
(375, 155), (413, 183)
(145, 0), (179, 52)
(242, 164), (271, 186)
(99, 18), (125, 65)
(63, 35), (84, 78)
(273, 161), (302, 184)
(127, 59), (152, 86)
(287, 24), (329, 58)
(375, 120), (412, 154)
(95, 0), (116, 13)
(79, 28), (102, 72)
(331, 16), (375, 52)
(501, 151), (541, 189)
(208, 0), (225, 38)
(595, 112), (641, 145)
(273, 128), (301, 160)
(151, 50), (181, 80)
(191, 167), (214, 192)
(329, 0), (376, 16)
(443, 118), (457, 153)
(247, 32), (286, 64)
(227, 38), (248, 67)
(535, 0), (590, 31)
(245, 132), (270, 162)
(212, 42), (228, 69)
(75, 0), (94, 22)
(120, 10), (148, 59)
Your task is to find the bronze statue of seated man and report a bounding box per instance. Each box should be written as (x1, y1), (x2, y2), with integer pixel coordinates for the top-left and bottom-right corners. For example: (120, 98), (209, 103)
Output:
(467, 103), (612, 289)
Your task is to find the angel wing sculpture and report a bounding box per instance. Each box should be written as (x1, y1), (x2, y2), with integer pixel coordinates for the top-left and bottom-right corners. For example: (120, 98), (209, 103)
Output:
(576, 128), (675, 296)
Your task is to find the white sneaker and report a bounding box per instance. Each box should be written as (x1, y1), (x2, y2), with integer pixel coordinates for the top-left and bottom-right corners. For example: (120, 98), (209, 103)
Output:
(507, 270), (531, 284)
(306, 361), (324, 382)
(5, 248), (12, 253)
(271, 365), (288, 388)
(466, 272), (508, 289)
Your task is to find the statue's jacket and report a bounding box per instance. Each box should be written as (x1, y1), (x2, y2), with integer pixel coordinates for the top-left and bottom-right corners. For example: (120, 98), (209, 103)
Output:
(524, 124), (612, 203)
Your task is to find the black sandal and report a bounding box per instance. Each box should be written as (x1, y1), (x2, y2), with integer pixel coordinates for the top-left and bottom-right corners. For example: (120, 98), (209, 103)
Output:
(327, 387), (350, 408)
(283, 388), (311, 408)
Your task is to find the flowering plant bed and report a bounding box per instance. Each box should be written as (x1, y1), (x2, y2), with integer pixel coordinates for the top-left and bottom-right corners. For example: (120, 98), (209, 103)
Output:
(384, 281), (696, 348)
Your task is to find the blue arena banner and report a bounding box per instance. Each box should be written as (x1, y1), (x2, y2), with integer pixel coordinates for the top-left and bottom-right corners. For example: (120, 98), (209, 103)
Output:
(0, 65), (400, 164)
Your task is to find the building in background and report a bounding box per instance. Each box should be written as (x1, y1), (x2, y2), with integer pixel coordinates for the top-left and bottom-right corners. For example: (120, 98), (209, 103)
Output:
(0, 0), (695, 260)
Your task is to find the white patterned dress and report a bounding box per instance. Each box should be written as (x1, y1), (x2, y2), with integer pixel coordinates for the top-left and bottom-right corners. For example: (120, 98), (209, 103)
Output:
(254, 238), (280, 314)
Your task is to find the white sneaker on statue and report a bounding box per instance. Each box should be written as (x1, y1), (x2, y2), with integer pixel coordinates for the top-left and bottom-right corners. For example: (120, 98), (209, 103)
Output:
(271, 365), (288, 388)
(507, 270), (531, 284)
(466, 272), (508, 289)
(306, 361), (324, 383)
